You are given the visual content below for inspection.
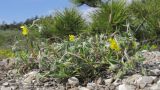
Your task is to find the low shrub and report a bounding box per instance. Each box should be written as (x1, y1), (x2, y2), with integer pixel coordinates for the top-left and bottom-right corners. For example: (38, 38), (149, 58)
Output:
(53, 8), (87, 37)
(90, 0), (128, 35)
(14, 29), (143, 81)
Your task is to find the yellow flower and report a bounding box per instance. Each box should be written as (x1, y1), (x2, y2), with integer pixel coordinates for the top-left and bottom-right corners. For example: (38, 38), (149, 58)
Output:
(69, 35), (75, 41)
(108, 38), (121, 51)
(20, 25), (29, 36)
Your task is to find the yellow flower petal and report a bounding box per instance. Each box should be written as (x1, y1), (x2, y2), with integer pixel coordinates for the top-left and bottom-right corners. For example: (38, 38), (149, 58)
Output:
(69, 35), (75, 42)
(108, 38), (121, 51)
(20, 25), (29, 36)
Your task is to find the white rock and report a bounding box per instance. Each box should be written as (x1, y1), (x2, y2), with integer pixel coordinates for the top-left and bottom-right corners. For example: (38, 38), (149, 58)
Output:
(124, 74), (142, 85)
(149, 69), (160, 76)
(97, 77), (103, 85)
(157, 79), (160, 85)
(118, 84), (136, 90)
(150, 84), (160, 90)
(23, 71), (38, 84)
(78, 87), (90, 90)
(10, 86), (18, 90)
(68, 77), (79, 86)
(24, 71), (38, 78)
(1, 86), (12, 90)
(87, 82), (97, 90)
(68, 87), (78, 90)
(113, 79), (122, 86)
(2, 82), (9, 87)
(104, 78), (114, 85)
(136, 76), (156, 89)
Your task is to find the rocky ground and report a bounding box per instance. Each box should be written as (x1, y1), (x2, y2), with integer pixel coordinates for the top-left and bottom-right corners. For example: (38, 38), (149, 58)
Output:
(0, 51), (160, 90)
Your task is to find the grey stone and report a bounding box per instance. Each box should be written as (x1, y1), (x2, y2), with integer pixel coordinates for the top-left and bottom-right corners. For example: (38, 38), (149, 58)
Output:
(58, 86), (65, 90)
(113, 79), (122, 86)
(157, 79), (160, 85)
(8, 69), (17, 75)
(98, 85), (106, 89)
(104, 86), (110, 90)
(87, 82), (97, 90)
(78, 87), (90, 90)
(149, 69), (160, 76)
(68, 77), (79, 86)
(118, 84), (136, 90)
(1, 86), (12, 90)
(35, 82), (43, 86)
(142, 51), (160, 68)
(3, 82), (9, 87)
(43, 87), (54, 90)
(98, 86), (105, 90)
(68, 87), (78, 90)
(36, 88), (44, 90)
(10, 86), (18, 90)
(136, 76), (156, 89)
(8, 79), (16, 83)
(22, 71), (38, 84)
(150, 84), (160, 90)
(97, 77), (103, 85)
(104, 78), (114, 85)
(109, 85), (115, 90)
(22, 84), (34, 90)
(142, 87), (151, 90)
(124, 74), (142, 85)
(54, 85), (65, 90)
(5, 58), (16, 69)
(54, 78), (61, 83)
(44, 82), (53, 87)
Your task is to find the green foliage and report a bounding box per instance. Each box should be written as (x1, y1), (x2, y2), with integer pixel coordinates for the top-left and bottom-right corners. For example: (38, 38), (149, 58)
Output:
(53, 8), (86, 37)
(129, 0), (160, 41)
(0, 30), (20, 49)
(0, 49), (14, 59)
(29, 8), (87, 39)
(35, 16), (55, 38)
(90, 0), (128, 35)
(14, 31), (141, 80)
(13, 36), (40, 73)
(39, 33), (142, 80)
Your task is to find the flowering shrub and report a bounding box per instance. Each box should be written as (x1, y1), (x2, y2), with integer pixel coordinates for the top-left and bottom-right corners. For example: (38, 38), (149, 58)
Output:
(25, 32), (142, 80)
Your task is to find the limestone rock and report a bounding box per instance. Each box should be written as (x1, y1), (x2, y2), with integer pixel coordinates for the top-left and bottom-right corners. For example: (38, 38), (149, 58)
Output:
(96, 77), (103, 85)
(113, 79), (122, 86)
(87, 82), (97, 90)
(124, 74), (142, 85)
(78, 87), (90, 90)
(68, 77), (79, 86)
(149, 69), (160, 76)
(44, 82), (53, 87)
(3, 82), (9, 87)
(136, 76), (156, 89)
(22, 71), (38, 84)
(150, 84), (160, 90)
(104, 78), (114, 85)
(118, 84), (136, 90)
(1, 86), (12, 90)
(68, 87), (78, 90)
